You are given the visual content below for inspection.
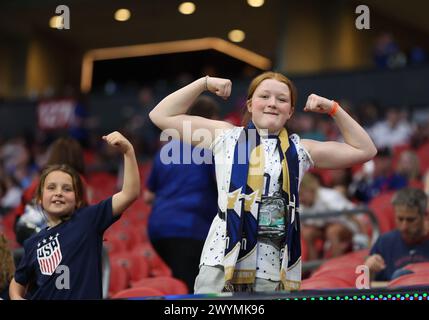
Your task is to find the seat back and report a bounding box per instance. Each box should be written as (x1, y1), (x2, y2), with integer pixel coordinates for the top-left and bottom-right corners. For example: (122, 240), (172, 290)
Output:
(112, 286), (164, 299)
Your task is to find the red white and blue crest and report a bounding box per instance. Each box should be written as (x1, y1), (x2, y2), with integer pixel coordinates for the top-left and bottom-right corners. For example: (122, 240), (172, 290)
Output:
(37, 233), (63, 275)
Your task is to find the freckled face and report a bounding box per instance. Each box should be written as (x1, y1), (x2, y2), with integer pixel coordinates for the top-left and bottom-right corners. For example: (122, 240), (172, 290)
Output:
(248, 79), (293, 134)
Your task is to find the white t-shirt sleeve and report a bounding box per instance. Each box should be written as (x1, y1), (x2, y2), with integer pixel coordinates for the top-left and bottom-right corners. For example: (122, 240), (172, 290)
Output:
(290, 134), (314, 187)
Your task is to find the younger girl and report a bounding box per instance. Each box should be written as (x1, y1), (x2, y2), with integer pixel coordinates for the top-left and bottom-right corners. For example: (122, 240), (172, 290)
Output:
(149, 72), (377, 293)
(9, 131), (140, 299)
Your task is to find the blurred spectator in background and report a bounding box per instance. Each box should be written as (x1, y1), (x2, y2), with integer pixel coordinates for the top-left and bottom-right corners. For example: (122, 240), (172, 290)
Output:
(368, 107), (413, 150)
(300, 173), (366, 260)
(68, 94), (90, 148)
(409, 46), (427, 65)
(223, 95), (246, 126)
(297, 113), (327, 141)
(357, 101), (381, 130)
(0, 173), (22, 216)
(329, 168), (353, 197)
(373, 32), (407, 69)
(349, 148), (407, 203)
(0, 136), (35, 189)
(365, 188), (429, 281)
(395, 150), (422, 188)
(143, 96), (219, 292)
(0, 234), (15, 299)
(137, 87), (161, 158)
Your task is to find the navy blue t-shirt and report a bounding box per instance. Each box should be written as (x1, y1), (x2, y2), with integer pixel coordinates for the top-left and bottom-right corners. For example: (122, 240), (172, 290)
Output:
(147, 140), (218, 241)
(370, 230), (429, 281)
(14, 197), (118, 299)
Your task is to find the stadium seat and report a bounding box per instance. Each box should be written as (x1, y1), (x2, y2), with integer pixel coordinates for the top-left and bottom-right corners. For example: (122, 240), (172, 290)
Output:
(138, 162), (153, 180)
(368, 191), (396, 234)
(391, 143), (411, 169)
(131, 243), (172, 277)
(310, 268), (358, 286)
(112, 286), (164, 299)
(87, 172), (117, 195)
(388, 272), (429, 288)
(108, 263), (129, 297)
(417, 142), (429, 174)
(103, 238), (127, 255)
(314, 249), (368, 274)
(104, 225), (142, 250)
(130, 276), (189, 295)
(403, 262), (429, 273)
(300, 277), (353, 290)
(109, 251), (150, 282)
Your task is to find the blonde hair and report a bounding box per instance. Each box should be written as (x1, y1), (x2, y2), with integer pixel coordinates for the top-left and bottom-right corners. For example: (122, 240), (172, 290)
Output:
(0, 234), (15, 290)
(242, 71), (297, 126)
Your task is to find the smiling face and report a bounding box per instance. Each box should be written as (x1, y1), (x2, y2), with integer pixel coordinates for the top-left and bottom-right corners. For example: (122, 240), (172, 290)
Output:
(247, 79), (293, 134)
(41, 170), (77, 220)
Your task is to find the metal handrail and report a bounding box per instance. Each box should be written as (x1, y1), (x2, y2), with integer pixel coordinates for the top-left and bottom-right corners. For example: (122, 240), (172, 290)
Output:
(300, 206), (380, 273)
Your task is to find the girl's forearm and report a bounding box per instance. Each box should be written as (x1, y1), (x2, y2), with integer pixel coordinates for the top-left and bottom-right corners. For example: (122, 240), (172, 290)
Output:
(332, 106), (377, 156)
(122, 147), (140, 201)
(149, 77), (206, 127)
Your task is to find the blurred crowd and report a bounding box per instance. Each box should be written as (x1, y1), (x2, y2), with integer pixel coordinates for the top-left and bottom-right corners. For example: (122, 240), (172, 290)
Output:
(1, 74), (429, 259)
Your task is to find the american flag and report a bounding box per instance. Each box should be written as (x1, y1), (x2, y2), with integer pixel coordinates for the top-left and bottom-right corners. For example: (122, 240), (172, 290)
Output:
(37, 233), (62, 275)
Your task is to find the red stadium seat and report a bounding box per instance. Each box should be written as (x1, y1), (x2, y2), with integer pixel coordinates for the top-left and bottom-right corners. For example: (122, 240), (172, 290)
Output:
(368, 191), (396, 234)
(300, 277), (354, 290)
(87, 172), (117, 196)
(417, 142), (429, 174)
(315, 249), (369, 274)
(131, 243), (172, 277)
(108, 263), (129, 297)
(310, 268), (358, 286)
(109, 251), (150, 282)
(131, 276), (189, 295)
(392, 143), (412, 169)
(103, 238), (127, 255)
(388, 272), (429, 288)
(403, 262), (429, 273)
(104, 225), (142, 250)
(112, 286), (164, 299)
(138, 162), (153, 180)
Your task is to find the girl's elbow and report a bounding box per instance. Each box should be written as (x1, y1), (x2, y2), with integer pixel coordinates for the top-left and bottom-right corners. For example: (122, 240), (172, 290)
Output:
(131, 188), (141, 202)
(363, 146), (377, 162)
(369, 145), (378, 159)
(148, 110), (156, 124)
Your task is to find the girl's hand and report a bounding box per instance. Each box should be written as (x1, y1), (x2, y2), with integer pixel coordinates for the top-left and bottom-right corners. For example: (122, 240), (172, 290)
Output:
(206, 76), (232, 100)
(102, 131), (133, 154)
(304, 94), (335, 114)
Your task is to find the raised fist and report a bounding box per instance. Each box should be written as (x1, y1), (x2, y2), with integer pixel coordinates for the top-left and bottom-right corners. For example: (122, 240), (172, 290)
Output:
(304, 94), (335, 114)
(206, 76), (232, 100)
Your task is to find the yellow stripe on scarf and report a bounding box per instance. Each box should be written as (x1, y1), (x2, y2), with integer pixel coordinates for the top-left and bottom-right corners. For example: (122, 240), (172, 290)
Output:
(278, 129), (291, 196)
(246, 144), (264, 208)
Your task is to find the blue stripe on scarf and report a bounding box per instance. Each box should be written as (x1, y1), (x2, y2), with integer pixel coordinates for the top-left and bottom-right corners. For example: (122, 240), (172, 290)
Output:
(226, 123), (260, 259)
(224, 122), (301, 283)
(284, 139), (301, 267)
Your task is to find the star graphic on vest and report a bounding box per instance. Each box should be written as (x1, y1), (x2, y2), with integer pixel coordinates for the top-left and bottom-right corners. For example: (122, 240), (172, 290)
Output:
(42, 239), (47, 244)
(49, 236), (54, 241)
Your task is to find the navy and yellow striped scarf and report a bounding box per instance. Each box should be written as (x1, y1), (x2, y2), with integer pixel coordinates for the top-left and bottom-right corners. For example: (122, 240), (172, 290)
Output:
(223, 121), (301, 291)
